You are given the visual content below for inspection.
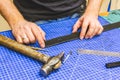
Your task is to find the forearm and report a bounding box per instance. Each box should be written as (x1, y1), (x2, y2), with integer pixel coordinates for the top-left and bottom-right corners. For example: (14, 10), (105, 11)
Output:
(0, 0), (24, 28)
(85, 0), (103, 16)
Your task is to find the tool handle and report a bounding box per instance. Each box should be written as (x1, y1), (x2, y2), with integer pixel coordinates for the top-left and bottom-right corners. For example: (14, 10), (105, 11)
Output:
(105, 61), (120, 68)
(0, 35), (50, 63)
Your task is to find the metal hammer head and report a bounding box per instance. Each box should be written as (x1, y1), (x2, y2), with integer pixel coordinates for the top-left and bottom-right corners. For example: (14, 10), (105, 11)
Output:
(40, 52), (64, 76)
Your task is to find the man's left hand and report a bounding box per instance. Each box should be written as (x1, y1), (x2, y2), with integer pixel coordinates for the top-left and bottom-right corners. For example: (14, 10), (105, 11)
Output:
(72, 12), (103, 40)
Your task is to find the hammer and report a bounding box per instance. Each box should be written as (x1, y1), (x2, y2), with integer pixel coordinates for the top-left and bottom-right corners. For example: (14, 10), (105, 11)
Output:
(0, 35), (64, 76)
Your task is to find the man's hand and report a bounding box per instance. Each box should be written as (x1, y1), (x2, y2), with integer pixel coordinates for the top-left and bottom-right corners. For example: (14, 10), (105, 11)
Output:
(0, 0), (45, 48)
(72, 0), (103, 40)
(11, 20), (46, 48)
(72, 12), (103, 40)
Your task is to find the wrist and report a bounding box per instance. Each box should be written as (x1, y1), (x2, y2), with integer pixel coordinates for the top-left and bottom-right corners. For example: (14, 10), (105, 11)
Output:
(9, 16), (25, 29)
(85, 0), (102, 17)
(84, 8), (99, 18)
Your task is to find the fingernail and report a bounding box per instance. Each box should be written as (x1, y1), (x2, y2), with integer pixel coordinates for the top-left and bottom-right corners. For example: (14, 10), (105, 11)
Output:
(44, 37), (46, 40)
(90, 36), (93, 39)
(72, 30), (75, 33)
(85, 37), (88, 39)
(41, 44), (45, 48)
(80, 36), (83, 40)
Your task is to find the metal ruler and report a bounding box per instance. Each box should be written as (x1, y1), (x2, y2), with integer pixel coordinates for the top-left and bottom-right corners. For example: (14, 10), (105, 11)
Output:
(77, 49), (120, 57)
(45, 21), (120, 47)
(77, 49), (120, 68)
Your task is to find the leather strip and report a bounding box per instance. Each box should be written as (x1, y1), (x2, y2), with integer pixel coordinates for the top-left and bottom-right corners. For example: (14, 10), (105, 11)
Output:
(45, 21), (120, 47)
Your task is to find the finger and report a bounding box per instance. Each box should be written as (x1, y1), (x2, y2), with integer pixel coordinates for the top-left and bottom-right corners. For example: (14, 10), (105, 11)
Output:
(25, 28), (36, 43)
(37, 33), (45, 48)
(16, 35), (23, 43)
(12, 30), (23, 43)
(91, 22), (102, 37)
(97, 26), (104, 35)
(41, 31), (46, 40)
(32, 28), (45, 48)
(39, 28), (46, 40)
(85, 23), (95, 39)
(21, 34), (30, 44)
(90, 26), (98, 38)
(80, 20), (89, 40)
(72, 17), (83, 33)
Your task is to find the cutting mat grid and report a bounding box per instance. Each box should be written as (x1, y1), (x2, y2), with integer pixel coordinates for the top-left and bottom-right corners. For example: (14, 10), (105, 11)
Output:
(0, 17), (120, 80)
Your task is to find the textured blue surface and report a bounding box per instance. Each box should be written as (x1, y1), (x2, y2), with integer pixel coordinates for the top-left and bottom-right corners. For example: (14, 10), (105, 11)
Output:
(1, 17), (120, 80)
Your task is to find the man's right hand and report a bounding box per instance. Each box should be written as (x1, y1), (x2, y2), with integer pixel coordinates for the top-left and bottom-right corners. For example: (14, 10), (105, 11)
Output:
(11, 20), (46, 48)
(0, 0), (45, 48)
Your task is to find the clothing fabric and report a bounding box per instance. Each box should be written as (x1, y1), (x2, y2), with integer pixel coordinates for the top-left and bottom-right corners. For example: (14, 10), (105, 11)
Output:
(35, 13), (80, 25)
(14, 0), (86, 22)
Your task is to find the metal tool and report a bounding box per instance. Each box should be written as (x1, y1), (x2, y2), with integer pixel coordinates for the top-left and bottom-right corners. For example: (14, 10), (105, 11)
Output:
(63, 51), (72, 64)
(45, 21), (120, 47)
(77, 49), (120, 57)
(31, 47), (48, 52)
(0, 35), (64, 76)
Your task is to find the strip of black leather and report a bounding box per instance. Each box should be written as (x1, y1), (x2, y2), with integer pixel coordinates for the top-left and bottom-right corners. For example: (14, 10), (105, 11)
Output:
(45, 21), (120, 47)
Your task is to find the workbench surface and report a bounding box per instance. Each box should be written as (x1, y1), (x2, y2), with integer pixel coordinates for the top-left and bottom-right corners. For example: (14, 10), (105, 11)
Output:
(0, 15), (120, 80)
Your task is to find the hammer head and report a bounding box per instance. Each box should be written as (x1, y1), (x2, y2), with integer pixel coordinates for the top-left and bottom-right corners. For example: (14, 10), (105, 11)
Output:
(40, 52), (64, 76)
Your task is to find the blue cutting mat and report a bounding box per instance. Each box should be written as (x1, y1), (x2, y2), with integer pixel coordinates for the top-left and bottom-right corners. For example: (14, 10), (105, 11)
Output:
(1, 17), (120, 80)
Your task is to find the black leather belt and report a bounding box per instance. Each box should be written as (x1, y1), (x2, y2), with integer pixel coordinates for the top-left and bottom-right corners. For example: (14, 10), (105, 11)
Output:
(45, 21), (120, 47)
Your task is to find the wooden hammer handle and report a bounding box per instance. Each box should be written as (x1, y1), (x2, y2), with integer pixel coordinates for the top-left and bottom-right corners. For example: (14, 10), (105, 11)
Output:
(0, 35), (50, 63)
